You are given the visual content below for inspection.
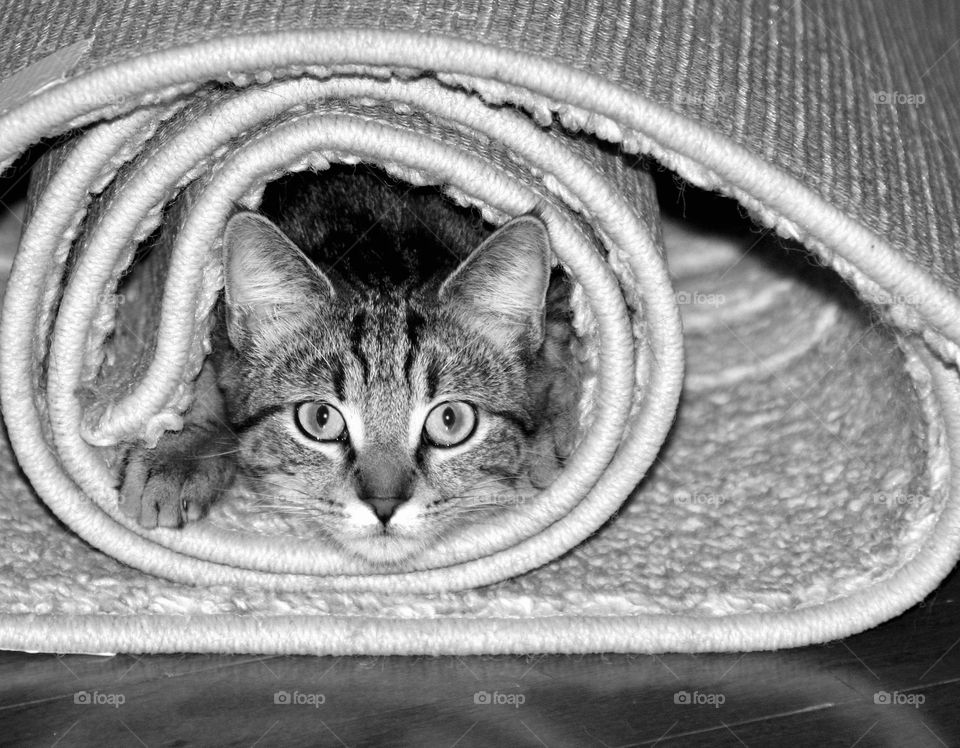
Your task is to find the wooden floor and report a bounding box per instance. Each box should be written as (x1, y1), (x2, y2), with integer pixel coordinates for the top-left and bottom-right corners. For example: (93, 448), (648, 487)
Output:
(0, 566), (957, 747)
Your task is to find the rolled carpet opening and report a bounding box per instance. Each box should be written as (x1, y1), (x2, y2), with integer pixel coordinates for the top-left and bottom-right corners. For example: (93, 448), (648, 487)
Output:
(1, 0), (959, 654)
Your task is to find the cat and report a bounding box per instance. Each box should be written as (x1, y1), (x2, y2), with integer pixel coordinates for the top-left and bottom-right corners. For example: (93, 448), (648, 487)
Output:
(119, 166), (576, 566)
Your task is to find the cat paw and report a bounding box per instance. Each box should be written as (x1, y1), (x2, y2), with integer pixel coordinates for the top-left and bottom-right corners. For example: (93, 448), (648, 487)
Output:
(119, 437), (234, 529)
(528, 425), (571, 489)
(529, 454), (563, 489)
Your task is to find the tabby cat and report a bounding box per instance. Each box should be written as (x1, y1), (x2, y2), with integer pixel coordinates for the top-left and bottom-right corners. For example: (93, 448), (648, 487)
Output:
(120, 166), (575, 565)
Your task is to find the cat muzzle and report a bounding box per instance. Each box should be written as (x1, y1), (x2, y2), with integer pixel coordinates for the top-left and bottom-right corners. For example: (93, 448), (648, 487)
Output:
(356, 456), (414, 522)
(364, 497), (404, 524)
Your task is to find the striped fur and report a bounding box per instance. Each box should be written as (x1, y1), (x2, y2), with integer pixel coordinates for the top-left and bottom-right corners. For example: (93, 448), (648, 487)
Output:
(213, 166), (576, 565)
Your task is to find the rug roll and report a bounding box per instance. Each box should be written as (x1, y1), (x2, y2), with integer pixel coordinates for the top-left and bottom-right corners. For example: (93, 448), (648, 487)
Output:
(8, 77), (682, 591)
(1, 0), (959, 654)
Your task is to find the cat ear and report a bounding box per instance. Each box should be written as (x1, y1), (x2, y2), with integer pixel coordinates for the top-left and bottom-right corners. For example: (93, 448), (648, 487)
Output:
(439, 215), (552, 349)
(222, 212), (334, 350)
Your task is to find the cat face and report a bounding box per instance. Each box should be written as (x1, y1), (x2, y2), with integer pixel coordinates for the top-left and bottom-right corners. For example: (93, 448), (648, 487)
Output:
(219, 211), (554, 565)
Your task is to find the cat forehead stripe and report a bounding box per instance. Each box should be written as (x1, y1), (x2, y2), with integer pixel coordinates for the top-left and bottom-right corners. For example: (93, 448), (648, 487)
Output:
(350, 308), (370, 384)
(403, 305), (424, 389)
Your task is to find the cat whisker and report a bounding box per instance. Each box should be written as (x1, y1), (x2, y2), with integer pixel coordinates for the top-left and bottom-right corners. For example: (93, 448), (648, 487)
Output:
(455, 478), (525, 492)
(229, 490), (313, 506)
(429, 495), (537, 513)
(255, 508), (340, 518)
(447, 502), (532, 513)
(225, 486), (284, 498)
(179, 448), (242, 460)
(240, 474), (319, 500)
(248, 497), (339, 512)
(468, 475), (523, 485)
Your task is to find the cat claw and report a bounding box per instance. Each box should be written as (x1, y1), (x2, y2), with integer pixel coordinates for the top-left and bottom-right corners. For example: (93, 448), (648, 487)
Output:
(119, 438), (231, 529)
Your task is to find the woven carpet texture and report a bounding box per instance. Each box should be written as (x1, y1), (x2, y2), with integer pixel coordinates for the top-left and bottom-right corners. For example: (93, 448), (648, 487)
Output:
(0, 0), (958, 654)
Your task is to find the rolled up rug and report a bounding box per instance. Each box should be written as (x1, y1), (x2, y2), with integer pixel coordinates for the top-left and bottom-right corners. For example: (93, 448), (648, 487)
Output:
(0, 0), (958, 654)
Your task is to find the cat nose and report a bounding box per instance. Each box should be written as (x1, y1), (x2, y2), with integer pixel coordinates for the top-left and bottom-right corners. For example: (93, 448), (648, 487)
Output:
(365, 497), (403, 523)
(356, 455), (413, 523)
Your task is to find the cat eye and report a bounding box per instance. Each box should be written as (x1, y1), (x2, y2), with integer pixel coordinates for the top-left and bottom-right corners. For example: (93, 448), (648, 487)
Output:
(294, 402), (347, 442)
(423, 401), (477, 448)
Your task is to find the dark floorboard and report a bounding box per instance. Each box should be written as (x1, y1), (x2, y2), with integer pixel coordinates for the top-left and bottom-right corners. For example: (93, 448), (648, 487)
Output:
(1, 567), (958, 747)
